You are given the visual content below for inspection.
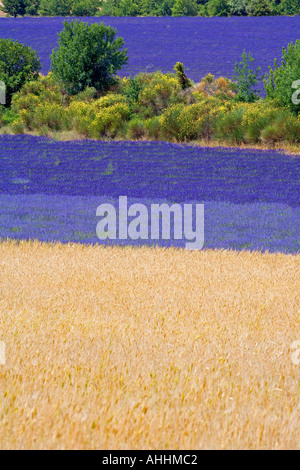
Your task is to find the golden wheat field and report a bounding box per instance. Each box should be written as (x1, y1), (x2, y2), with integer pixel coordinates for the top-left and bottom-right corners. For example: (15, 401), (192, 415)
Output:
(0, 240), (299, 450)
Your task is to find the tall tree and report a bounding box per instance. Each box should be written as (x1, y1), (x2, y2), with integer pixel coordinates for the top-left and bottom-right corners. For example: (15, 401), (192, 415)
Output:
(0, 0), (27, 17)
(50, 20), (128, 95)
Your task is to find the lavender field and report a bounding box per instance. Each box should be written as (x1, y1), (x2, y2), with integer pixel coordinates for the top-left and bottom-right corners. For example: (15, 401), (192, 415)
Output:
(0, 16), (299, 82)
(0, 135), (299, 253)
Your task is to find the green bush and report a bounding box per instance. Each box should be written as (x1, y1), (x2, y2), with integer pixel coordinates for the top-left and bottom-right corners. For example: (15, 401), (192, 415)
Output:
(171, 0), (197, 16)
(241, 101), (280, 142)
(51, 20), (128, 96)
(0, 108), (19, 127)
(0, 0), (27, 17)
(207, 0), (230, 16)
(72, 0), (99, 16)
(144, 116), (161, 140)
(215, 105), (246, 143)
(0, 38), (41, 107)
(174, 62), (192, 90)
(233, 50), (262, 103)
(264, 40), (300, 115)
(71, 86), (97, 103)
(39, 0), (72, 16)
(137, 72), (181, 117)
(11, 75), (63, 113)
(261, 111), (300, 144)
(88, 102), (130, 138)
(31, 102), (69, 131)
(160, 98), (221, 142)
(126, 118), (147, 140)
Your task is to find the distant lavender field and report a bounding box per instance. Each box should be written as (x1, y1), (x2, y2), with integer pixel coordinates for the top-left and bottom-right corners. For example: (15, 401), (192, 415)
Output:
(0, 16), (299, 83)
(0, 135), (299, 253)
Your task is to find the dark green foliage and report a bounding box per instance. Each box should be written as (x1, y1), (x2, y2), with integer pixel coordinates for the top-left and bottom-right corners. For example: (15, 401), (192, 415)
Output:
(171, 0), (198, 15)
(0, 38), (41, 106)
(279, 0), (300, 15)
(72, 0), (100, 15)
(247, 0), (272, 15)
(122, 76), (143, 112)
(207, 0), (230, 16)
(50, 20), (128, 95)
(233, 51), (262, 103)
(26, 0), (40, 15)
(174, 62), (192, 90)
(39, 0), (73, 16)
(0, 0), (27, 17)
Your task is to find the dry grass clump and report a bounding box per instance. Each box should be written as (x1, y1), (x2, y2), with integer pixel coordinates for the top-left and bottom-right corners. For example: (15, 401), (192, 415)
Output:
(0, 240), (299, 449)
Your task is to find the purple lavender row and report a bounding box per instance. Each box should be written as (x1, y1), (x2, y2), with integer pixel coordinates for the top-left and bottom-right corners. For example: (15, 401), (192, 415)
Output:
(0, 194), (298, 253)
(0, 16), (299, 85)
(0, 136), (299, 207)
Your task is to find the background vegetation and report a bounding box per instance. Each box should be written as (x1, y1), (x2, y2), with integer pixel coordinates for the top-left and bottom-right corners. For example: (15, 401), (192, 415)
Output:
(1, 0), (300, 17)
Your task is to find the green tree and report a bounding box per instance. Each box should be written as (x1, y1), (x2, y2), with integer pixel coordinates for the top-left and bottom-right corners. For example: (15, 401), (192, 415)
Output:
(279, 0), (300, 15)
(171, 0), (197, 16)
(141, 0), (175, 15)
(97, 0), (122, 15)
(0, 0), (27, 17)
(264, 40), (300, 114)
(207, 0), (230, 16)
(72, 0), (100, 16)
(118, 0), (140, 15)
(26, 0), (40, 15)
(39, 0), (72, 16)
(50, 20), (128, 95)
(174, 62), (192, 89)
(247, 0), (272, 16)
(229, 0), (248, 15)
(233, 50), (262, 102)
(0, 38), (41, 106)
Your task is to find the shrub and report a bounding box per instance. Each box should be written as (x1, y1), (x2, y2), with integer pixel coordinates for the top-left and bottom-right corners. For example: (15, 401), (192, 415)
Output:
(137, 71), (181, 117)
(32, 102), (69, 131)
(0, 38), (41, 107)
(193, 74), (236, 99)
(68, 101), (91, 136)
(71, 86), (97, 103)
(88, 102), (130, 138)
(160, 98), (223, 142)
(11, 75), (63, 113)
(126, 118), (147, 140)
(121, 76), (143, 112)
(215, 105), (246, 143)
(144, 116), (161, 140)
(50, 20), (128, 95)
(264, 40), (300, 114)
(39, 0), (72, 16)
(233, 50), (262, 103)
(0, 108), (19, 127)
(171, 0), (197, 16)
(261, 111), (300, 144)
(72, 0), (99, 16)
(246, 0), (272, 16)
(207, 0), (231, 17)
(0, 0), (27, 17)
(159, 104), (184, 140)
(174, 62), (192, 90)
(11, 74), (66, 129)
(241, 101), (280, 142)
